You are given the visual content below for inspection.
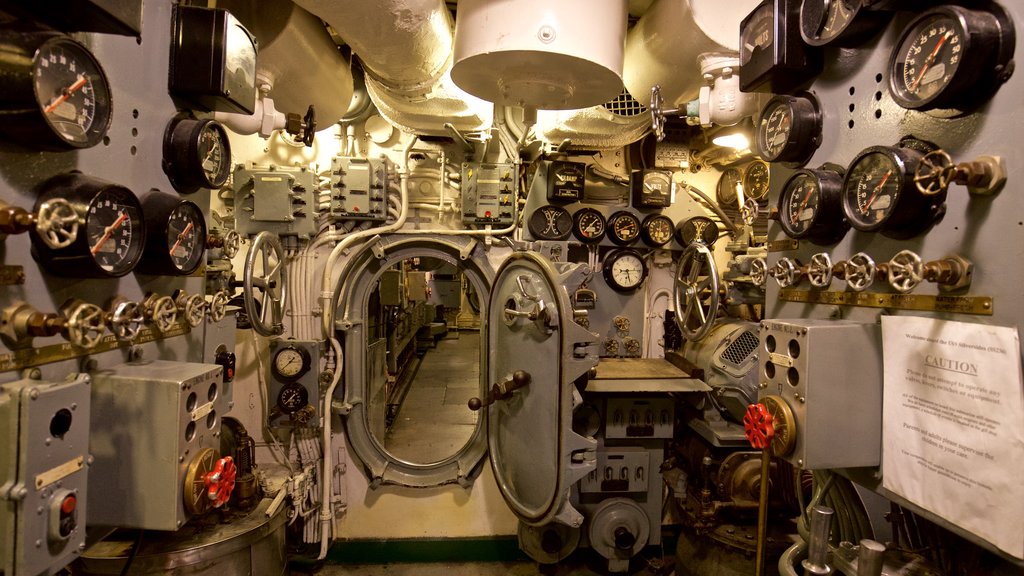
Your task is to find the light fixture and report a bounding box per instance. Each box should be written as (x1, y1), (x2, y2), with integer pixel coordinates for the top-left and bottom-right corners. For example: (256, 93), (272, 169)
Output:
(711, 118), (754, 150)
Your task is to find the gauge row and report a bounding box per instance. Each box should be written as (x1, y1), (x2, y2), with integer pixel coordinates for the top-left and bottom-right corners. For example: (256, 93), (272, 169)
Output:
(715, 160), (771, 207)
(547, 162), (675, 210)
(28, 172), (211, 278)
(528, 206), (724, 248)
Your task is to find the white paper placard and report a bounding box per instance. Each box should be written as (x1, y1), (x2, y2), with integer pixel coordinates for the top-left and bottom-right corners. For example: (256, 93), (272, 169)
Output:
(881, 316), (1024, 559)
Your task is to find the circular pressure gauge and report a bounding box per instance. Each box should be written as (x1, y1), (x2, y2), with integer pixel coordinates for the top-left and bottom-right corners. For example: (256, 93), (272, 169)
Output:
(140, 193), (208, 275)
(676, 216), (719, 247)
(716, 168), (743, 207)
(743, 160), (771, 201)
(272, 345), (311, 382)
(777, 168), (848, 245)
(841, 145), (945, 239)
(640, 214), (674, 247)
(888, 5), (1015, 111)
(0, 32), (112, 150)
(755, 93), (822, 165)
(163, 117), (233, 193)
(799, 0), (881, 46)
(528, 205), (573, 241)
(571, 208), (606, 243)
(602, 249), (648, 293)
(30, 173), (145, 278)
(607, 211), (641, 245)
(277, 383), (309, 414)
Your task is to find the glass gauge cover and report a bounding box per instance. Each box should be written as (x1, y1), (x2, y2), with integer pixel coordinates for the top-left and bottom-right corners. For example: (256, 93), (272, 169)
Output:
(277, 383), (309, 414)
(163, 117), (233, 193)
(31, 173), (145, 278)
(607, 211), (641, 245)
(547, 160), (586, 202)
(755, 93), (822, 165)
(602, 249), (648, 293)
(528, 205), (573, 241)
(640, 214), (674, 247)
(777, 168), (848, 244)
(888, 5), (1015, 111)
(841, 145), (945, 238)
(631, 169), (674, 209)
(743, 160), (771, 201)
(799, 0), (881, 46)
(676, 216), (720, 247)
(571, 207), (606, 243)
(716, 168), (743, 207)
(141, 193), (208, 275)
(739, 0), (821, 93)
(272, 345), (311, 381)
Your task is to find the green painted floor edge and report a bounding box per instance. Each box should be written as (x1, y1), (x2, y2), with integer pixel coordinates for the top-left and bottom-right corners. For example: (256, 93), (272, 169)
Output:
(324, 536), (529, 564)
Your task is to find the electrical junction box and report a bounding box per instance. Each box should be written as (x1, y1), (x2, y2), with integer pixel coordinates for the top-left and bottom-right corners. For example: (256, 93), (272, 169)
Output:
(330, 156), (388, 222)
(0, 374), (90, 576)
(579, 448), (650, 494)
(87, 362), (226, 530)
(605, 397), (674, 439)
(378, 269), (404, 307)
(758, 319), (882, 469)
(462, 162), (517, 226)
(233, 165), (317, 239)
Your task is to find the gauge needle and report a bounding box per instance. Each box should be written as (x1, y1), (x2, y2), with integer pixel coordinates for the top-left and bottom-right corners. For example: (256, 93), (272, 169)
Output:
(91, 212), (128, 255)
(43, 75), (88, 114)
(861, 170), (892, 214)
(168, 222), (194, 257)
(910, 31), (952, 92)
(792, 186), (815, 225)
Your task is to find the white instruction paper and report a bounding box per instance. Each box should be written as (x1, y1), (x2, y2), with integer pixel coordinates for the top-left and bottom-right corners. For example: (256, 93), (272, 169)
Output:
(881, 316), (1024, 559)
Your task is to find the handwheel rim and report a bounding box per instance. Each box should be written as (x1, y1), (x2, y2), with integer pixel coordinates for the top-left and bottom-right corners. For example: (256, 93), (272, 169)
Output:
(243, 232), (286, 336)
(673, 243), (719, 342)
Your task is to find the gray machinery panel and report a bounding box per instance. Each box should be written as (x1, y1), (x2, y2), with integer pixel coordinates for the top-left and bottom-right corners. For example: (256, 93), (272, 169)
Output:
(329, 157), (388, 222)
(266, 339), (321, 427)
(0, 374), (90, 576)
(579, 448), (650, 494)
(462, 162), (517, 226)
(88, 361), (225, 530)
(604, 397), (673, 440)
(233, 165), (318, 239)
(759, 320), (882, 469)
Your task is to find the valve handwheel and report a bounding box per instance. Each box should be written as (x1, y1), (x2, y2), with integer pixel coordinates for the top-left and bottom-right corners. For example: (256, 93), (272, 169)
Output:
(887, 250), (924, 293)
(744, 403), (775, 450)
(914, 150), (954, 196)
(203, 456), (236, 508)
(35, 198), (79, 249)
(807, 253), (833, 288)
(673, 243), (720, 342)
(844, 252), (876, 292)
(243, 231), (286, 336)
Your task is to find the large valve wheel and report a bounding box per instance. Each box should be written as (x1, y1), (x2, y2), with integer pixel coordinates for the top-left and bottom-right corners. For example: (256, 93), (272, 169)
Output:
(673, 243), (720, 342)
(243, 231), (285, 336)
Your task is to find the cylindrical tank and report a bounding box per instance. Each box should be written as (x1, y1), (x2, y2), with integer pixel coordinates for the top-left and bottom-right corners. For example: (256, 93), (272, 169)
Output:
(220, 0), (354, 127)
(623, 0), (760, 108)
(451, 0), (627, 110)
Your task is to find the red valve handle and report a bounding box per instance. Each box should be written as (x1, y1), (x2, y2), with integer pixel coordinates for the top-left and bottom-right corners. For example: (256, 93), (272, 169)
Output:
(743, 403), (775, 450)
(203, 456), (237, 508)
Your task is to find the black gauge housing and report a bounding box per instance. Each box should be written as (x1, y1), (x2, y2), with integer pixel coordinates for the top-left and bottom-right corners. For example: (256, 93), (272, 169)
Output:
(676, 216), (720, 247)
(139, 193), (208, 276)
(571, 208), (606, 243)
(602, 249), (648, 293)
(755, 93), (822, 165)
(640, 214), (674, 247)
(527, 205), (573, 241)
(272, 345), (312, 382)
(799, 0), (887, 46)
(743, 160), (771, 201)
(630, 169), (673, 209)
(277, 383), (309, 414)
(546, 160), (586, 203)
(607, 211), (641, 245)
(739, 0), (821, 93)
(777, 167), (848, 245)
(163, 116), (233, 194)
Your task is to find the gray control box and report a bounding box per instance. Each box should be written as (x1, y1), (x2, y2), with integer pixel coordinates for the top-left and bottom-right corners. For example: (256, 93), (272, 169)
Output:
(329, 156), (388, 222)
(234, 165), (318, 239)
(88, 361), (225, 530)
(461, 162), (517, 225)
(0, 375), (90, 576)
(759, 319), (882, 469)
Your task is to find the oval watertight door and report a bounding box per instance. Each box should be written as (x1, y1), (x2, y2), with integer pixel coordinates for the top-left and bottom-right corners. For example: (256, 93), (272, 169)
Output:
(482, 251), (598, 528)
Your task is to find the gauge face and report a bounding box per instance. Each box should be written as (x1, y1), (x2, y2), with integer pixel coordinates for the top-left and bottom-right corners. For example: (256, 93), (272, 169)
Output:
(632, 170), (673, 208)
(640, 214), (674, 247)
(277, 383), (309, 414)
(164, 117), (233, 193)
(571, 208), (606, 243)
(273, 346), (311, 381)
(166, 201), (207, 274)
(85, 187), (144, 276)
(197, 122), (231, 187)
(547, 160), (585, 202)
(677, 216), (719, 247)
(799, 0), (860, 46)
(779, 167), (853, 244)
(739, 0), (821, 93)
(888, 6), (1014, 111)
(779, 172), (821, 237)
(716, 168), (743, 207)
(602, 250), (648, 293)
(607, 211), (641, 245)
(757, 101), (792, 160)
(739, 2), (775, 69)
(33, 36), (112, 148)
(743, 160), (771, 200)
(528, 205), (573, 240)
(842, 150), (903, 230)
(755, 94), (822, 164)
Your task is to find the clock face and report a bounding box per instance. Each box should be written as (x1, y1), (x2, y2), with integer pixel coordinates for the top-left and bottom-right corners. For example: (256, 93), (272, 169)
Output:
(602, 250), (648, 292)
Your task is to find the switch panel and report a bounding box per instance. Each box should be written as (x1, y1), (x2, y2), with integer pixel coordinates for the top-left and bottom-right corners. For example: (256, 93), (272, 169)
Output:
(580, 448), (650, 494)
(605, 398), (674, 439)
(759, 319), (882, 469)
(0, 375), (90, 576)
(462, 162), (517, 226)
(330, 157), (388, 222)
(88, 361), (226, 530)
(234, 165), (317, 238)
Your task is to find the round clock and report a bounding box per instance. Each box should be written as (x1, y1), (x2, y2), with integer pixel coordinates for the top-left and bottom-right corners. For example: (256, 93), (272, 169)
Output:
(163, 116), (233, 194)
(602, 249), (648, 293)
(755, 93), (822, 165)
(571, 208), (606, 243)
(272, 345), (312, 382)
(528, 205), (573, 240)
(607, 211), (641, 245)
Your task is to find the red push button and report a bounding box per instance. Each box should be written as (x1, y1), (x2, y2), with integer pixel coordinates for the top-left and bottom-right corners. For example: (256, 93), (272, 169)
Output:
(61, 494), (76, 514)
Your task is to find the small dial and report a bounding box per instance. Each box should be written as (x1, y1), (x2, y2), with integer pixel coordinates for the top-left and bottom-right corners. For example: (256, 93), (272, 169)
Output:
(163, 117), (233, 193)
(739, 0), (820, 93)
(676, 216), (719, 247)
(888, 5), (1015, 111)
(272, 345), (311, 381)
(755, 93), (822, 165)
(841, 145), (945, 238)
(640, 214), (674, 247)
(571, 208), (606, 243)
(547, 161), (586, 202)
(742, 160), (771, 201)
(528, 205), (573, 240)
(607, 211), (641, 245)
(141, 194), (208, 275)
(30, 35), (113, 149)
(602, 249), (648, 293)
(777, 168), (848, 244)
(799, 0), (881, 46)
(277, 383), (309, 415)
(716, 168), (743, 207)
(632, 169), (674, 208)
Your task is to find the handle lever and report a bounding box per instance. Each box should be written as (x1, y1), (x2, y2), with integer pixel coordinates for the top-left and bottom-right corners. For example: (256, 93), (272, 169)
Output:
(468, 370), (532, 411)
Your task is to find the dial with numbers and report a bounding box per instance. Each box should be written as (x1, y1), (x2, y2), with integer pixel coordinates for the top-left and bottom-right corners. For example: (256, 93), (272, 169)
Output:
(607, 211), (641, 245)
(640, 214), (674, 247)
(777, 168), (848, 244)
(571, 208), (606, 243)
(602, 250), (648, 293)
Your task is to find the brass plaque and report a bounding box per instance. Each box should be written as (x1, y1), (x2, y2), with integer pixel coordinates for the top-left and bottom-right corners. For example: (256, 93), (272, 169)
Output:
(0, 265), (26, 285)
(778, 289), (993, 315)
(768, 239), (799, 252)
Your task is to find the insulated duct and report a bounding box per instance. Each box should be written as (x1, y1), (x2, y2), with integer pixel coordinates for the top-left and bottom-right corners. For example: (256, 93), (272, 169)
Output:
(537, 91), (651, 150)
